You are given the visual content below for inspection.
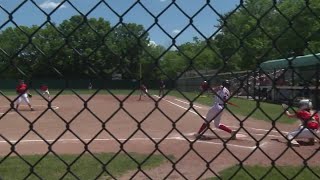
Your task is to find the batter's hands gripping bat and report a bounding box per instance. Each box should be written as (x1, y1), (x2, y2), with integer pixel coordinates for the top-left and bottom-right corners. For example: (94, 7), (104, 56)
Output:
(28, 93), (32, 98)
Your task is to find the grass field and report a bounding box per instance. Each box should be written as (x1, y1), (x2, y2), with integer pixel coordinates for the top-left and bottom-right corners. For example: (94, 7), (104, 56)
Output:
(0, 153), (169, 179)
(210, 165), (320, 180)
(0, 88), (296, 124)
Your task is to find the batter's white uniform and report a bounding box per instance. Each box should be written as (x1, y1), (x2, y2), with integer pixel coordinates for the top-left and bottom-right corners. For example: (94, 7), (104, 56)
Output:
(205, 86), (230, 127)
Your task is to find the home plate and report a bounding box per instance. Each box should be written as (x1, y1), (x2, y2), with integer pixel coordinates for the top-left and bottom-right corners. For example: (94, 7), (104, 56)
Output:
(237, 134), (247, 138)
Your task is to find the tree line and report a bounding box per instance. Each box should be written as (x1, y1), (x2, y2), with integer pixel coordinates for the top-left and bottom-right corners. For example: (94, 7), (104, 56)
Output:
(0, 0), (319, 80)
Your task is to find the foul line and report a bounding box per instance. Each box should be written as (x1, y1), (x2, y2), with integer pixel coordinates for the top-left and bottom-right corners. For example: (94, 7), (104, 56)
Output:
(154, 95), (288, 134)
(174, 99), (203, 109)
(0, 105), (59, 115)
(155, 95), (201, 116)
(0, 136), (264, 150)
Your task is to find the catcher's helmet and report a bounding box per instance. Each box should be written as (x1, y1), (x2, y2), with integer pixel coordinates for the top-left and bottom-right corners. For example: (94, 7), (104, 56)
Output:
(222, 80), (230, 88)
(298, 99), (312, 110)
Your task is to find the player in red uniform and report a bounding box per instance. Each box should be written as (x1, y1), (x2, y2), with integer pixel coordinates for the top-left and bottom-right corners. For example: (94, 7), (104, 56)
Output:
(284, 99), (319, 146)
(40, 84), (51, 100)
(15, 80), (34, 111)
(138, 83), (148, 101)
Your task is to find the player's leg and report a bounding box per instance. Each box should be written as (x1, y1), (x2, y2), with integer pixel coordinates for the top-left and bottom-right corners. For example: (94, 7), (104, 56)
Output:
(22, 93), (34, 111)
(15, 96), (22, 110)
(293, 128), (317, 145)
(286, 126), (304, 146)
(213, 105), (236, 139)
(46, 90), (51, 100)
(42, 90), (46, 99)
(139, 90), (142, 100)
(196, 106), (216, 137)
(286, 126), (310, 140)
(213, 106), (232, 133)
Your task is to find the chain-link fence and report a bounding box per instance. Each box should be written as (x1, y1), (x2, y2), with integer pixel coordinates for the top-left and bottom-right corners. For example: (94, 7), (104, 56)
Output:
(1, 0), (320, 179)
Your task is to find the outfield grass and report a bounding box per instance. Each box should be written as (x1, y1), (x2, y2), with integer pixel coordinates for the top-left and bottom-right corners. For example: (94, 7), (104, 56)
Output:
(0, 153), (169, 180)
(210, 165), (320, 180)
(0, 89), (296, 124)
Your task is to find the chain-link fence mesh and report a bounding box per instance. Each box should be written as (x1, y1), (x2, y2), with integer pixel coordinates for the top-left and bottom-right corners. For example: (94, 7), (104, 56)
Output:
(1, 0), (320, 179)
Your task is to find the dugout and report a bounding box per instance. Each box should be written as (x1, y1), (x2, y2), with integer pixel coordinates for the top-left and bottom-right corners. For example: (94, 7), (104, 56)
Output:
(259, 53), (320, 108)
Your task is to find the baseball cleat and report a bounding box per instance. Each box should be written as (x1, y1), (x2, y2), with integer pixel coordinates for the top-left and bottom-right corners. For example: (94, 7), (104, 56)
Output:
(194, 133), (206, 140)
(288, 140), (300, 147)
(230, 131), (237, 140)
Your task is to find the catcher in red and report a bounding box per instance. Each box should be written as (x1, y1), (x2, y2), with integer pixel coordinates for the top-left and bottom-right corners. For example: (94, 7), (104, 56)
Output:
(283, 99), (320, 146)
(195, 80), (237, 140)
(15, 79), (34, 111)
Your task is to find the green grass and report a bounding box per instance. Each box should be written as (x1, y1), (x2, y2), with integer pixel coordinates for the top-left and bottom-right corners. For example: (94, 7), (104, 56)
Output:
(0, 153), (170, 180)
(209, 165), (320, 180)
(167, 91), (296, 124)
(1, 88), (296, 124)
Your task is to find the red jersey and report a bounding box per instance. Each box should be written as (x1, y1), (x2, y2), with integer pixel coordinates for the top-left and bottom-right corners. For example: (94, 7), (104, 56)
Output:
(296, 110), (319, 129)
(40, 85), (48, 91)
(16, 83), (27, 94)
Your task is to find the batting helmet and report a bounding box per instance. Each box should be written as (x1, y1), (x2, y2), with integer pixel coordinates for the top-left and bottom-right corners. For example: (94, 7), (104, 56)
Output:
(298, 99), (312, 110)
(222, 80), (230, 88)
(201, 81), (209, 91)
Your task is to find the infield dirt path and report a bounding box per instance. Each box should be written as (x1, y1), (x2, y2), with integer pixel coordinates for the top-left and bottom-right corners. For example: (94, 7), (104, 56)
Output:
(0, 94), (319, 179)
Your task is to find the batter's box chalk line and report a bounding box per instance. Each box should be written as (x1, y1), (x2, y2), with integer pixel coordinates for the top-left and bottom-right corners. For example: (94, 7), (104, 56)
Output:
(0, 136), (268, 150)
(184, 132), (248, 138)
(0, 105), (59, 115)
(171, 136), (267, 149)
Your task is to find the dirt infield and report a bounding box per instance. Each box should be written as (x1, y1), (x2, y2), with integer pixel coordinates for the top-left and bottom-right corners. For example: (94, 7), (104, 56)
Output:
(1, 94), (319, 179)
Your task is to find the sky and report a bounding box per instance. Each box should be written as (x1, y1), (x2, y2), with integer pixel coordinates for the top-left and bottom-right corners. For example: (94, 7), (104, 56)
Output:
(0, 0), (240, 46)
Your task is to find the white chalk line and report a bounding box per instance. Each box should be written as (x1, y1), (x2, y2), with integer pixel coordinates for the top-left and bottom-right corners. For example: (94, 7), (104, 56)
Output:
(155, 95), (200, 116)
(0, 112), (15, 115)
(154, 95), (288, 135)
(0, 105), (59, 115)
(0, 136), (265, 150)
(174, 99), (203, 109)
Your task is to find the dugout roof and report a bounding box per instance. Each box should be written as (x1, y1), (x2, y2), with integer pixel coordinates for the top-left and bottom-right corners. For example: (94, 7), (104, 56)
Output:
(260, 53), (320, 71)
